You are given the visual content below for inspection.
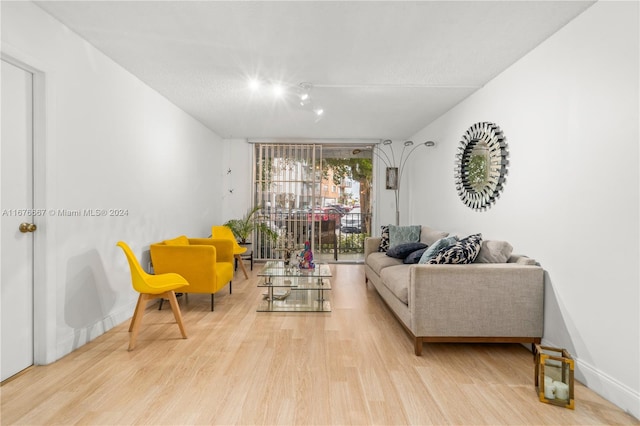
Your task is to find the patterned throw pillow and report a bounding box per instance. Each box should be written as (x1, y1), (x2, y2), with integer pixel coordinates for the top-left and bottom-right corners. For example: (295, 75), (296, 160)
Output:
(428, 233), (483, 264)
(418, 236), (458, 264)
(377, 225), (390, 252)
(389, 225), (421, 248)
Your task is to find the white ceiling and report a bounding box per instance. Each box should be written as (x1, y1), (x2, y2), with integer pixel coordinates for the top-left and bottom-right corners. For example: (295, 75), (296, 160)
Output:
(35, 1), (595, 140)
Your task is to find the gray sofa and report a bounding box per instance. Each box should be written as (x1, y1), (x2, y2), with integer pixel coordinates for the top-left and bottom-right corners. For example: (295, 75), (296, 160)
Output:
(364, 226), (544, 355)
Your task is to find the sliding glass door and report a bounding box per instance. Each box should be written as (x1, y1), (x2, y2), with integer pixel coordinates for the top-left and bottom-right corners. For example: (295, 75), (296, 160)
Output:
(253, 143), (373, 263)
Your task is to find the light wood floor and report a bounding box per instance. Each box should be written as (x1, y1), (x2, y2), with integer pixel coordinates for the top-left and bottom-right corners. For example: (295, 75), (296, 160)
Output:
(1, 264), (638, 425)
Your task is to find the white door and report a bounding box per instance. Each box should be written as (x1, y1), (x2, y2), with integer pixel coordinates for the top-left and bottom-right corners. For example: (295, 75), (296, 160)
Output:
(1, 59), (35, 381)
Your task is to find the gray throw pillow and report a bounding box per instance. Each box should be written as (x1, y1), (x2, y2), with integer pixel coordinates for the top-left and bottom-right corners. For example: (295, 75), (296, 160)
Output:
(403, 247), (428, 264)
(419, 236), (458, 264)
(419, 226), (449, 246)
(474, 240), (514, 263)
(386, 242), (427, 259)
(388, 225), (421, 248)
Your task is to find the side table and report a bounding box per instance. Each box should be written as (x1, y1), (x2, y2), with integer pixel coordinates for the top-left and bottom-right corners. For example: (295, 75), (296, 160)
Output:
(235, 247), (253, 276)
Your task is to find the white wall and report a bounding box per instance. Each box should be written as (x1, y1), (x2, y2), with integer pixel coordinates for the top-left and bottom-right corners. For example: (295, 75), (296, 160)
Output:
(2, 2), (226, 362)
(220, 139), (254, 223)
(405, 1), (639, 417)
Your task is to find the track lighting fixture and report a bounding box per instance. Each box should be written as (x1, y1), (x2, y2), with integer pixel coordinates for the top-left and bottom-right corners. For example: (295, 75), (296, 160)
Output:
(247, 78), (326, 119)
(298, 82), (312, 106)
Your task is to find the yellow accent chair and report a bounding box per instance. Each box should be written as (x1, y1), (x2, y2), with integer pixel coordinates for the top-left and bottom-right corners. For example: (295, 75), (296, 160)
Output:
(117, 241), (188, 351)
(211, 225), (250, 279)
(150, 235), (234, 311)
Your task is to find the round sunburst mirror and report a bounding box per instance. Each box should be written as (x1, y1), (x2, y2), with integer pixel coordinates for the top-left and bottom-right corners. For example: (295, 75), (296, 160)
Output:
(454, 122), (509, 211)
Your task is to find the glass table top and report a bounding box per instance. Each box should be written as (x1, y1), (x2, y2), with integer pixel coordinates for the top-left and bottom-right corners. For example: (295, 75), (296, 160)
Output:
(258, 261), (332, 279)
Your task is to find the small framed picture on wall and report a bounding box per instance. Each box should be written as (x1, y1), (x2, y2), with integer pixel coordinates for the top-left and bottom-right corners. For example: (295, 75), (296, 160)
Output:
(386, 167), (398, 190)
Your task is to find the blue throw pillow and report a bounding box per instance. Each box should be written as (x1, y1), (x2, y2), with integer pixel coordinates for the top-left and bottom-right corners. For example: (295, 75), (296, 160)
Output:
(418, 236), (458, 264)
(386, 242), (427, 259)
(388, 225), (421, 248)
(403, 247), (428, 264)
(428, 233), (483, 264)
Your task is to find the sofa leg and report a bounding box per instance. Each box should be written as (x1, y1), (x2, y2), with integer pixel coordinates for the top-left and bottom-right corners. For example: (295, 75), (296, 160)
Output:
(414, 337), (423, 356)
(211, 294), (214, 312)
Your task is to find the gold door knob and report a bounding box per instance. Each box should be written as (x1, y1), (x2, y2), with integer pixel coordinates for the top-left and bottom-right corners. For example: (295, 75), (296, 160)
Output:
(19, 222), (37, 233)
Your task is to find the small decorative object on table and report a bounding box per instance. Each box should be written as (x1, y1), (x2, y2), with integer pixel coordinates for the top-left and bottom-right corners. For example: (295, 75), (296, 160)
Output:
(276, 232), (298, 268)
(262, 289), (291, 301)
(534, 344), (575, 409)
(298, 240), (315, 269)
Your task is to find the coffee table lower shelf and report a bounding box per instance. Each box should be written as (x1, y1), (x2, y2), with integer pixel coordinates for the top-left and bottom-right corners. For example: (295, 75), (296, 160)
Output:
(257, 288), (331, 312)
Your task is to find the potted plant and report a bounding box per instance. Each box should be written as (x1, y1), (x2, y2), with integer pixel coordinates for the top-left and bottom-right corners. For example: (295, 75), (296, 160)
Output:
(224, 205), (278, 245)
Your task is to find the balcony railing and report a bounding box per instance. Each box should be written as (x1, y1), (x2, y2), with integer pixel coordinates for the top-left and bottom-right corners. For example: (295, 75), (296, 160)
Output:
(254, 209), (371, 262)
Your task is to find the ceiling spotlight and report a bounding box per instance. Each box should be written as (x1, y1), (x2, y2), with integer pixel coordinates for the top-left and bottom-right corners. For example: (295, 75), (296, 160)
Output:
(425, 141), (436, 147)
(298, 82), (312, 106)
(313, 107), (324, 123)
(404, 140), (414, 147)
(272, 83), (285, 98)
(248, 78), (261, 91)
(299, 92), (310, 106)
(382, 139), (393, 145)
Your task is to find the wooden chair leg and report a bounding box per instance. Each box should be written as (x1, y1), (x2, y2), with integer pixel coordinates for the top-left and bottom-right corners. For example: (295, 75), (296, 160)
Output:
(129, 293), (151, 351)
(166, 291), (187, 339)
(129, 293), (145, 332)
(235, 254), (249, 279)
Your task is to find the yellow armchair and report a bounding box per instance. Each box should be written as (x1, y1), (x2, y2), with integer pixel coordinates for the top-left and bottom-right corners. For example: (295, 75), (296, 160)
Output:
(150, 235), (234, 311)
(211, 225), (249, 279)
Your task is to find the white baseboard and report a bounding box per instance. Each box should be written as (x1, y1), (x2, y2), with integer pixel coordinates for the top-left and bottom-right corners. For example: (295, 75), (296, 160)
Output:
(55, 301), (136, 360)
(575, 355), (640, 420)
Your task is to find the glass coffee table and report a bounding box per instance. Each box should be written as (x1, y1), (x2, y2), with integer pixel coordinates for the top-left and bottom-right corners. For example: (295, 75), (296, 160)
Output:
(257, 261), (332, 312)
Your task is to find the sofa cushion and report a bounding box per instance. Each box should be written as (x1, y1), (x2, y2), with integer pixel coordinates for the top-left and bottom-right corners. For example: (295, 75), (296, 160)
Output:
(420, 226), (449, 246)
(428, 233), (483, 264)
(380, 265), (410, 305)
(404, 247), (428, 264)
(389, 225), (421, 248)
(418, 236), (458, 264)
(366, 252), (404, 276)
(386, 242), (427, 259)
(377, 225), (390, 252)
(164, 235), (189, 245)
(474, 240), (514, 263)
